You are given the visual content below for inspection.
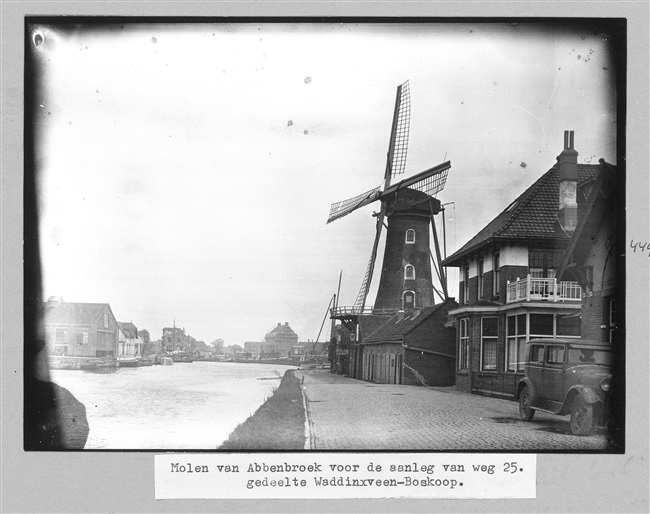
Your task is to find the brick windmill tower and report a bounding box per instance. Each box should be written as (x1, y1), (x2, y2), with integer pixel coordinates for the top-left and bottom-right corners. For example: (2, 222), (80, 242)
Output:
(327, 81), (451, 313)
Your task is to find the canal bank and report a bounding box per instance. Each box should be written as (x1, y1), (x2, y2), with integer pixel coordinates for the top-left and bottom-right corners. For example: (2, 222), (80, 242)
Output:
(218, 370), (306, 450)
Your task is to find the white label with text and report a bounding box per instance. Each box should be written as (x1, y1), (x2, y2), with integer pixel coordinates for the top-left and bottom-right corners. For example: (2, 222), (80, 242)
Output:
(155, 453), (536, 499)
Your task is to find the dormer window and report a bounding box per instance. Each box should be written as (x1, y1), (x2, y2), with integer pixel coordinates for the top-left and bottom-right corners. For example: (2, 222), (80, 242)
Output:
(404, 264), (415, 280)
(405, 229), (415, 244)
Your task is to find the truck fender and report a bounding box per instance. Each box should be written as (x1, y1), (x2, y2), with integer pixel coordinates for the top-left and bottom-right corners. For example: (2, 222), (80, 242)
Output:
(559, 385), (602, 415)
(516, 377), (537, 403)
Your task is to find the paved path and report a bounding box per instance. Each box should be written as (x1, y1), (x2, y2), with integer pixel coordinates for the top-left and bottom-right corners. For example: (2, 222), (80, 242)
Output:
(296, 369), (609, 451)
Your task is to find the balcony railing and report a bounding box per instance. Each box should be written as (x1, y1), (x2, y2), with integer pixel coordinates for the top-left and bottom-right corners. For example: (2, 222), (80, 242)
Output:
(506, 275), (581, 303)
(330, 306), (399, 317)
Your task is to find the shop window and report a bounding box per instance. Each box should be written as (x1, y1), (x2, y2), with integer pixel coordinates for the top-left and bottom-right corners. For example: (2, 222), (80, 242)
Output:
(481, 317), (498, 371)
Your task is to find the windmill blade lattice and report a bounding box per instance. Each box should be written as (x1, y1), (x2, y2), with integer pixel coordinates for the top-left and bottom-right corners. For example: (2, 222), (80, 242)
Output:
(327, 186), (382, 224)
(389, 81), (411, 179)
(407, 165), (449, 197)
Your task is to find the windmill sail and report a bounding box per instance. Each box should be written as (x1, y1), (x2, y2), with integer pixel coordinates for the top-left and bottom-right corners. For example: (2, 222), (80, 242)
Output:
(387, 80), (411, 179)
(382, 161), (451, 199)
(327, 186), (382, 224)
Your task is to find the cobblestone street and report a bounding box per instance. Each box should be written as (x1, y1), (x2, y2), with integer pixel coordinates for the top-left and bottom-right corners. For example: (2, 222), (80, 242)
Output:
(296, 369), (610, 451)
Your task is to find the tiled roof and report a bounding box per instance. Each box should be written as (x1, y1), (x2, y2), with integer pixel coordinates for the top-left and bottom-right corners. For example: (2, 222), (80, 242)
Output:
(361, 301), (454, 344)
(442, 164), (600, 266)
(118, 321), (138, 338)
(358, 314), (394, 340)
(44, 302), (109, 326)
(266, 323), (298, 338)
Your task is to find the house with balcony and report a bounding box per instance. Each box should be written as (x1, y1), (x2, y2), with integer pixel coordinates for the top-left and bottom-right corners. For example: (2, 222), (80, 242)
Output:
(441, 131), (598, 398)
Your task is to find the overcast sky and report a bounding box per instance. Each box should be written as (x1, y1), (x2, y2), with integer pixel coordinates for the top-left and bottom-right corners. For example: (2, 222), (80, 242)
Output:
(31, 22), (617, 345)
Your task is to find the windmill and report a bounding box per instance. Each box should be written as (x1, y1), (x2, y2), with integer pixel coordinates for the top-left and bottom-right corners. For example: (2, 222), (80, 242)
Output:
(327, 81), (451, 314)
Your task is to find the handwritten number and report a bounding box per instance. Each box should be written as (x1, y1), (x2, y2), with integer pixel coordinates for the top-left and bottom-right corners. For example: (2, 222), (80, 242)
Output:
(630, 240), (650, 253)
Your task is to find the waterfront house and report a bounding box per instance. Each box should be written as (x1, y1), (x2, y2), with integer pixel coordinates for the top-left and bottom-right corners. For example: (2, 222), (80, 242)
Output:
(117, 321), (141, 364)
(357, 299), (458, 386)
(43, 297), (119, 358)
(264, 322), (299, 359)
(441, 131), (598, 398)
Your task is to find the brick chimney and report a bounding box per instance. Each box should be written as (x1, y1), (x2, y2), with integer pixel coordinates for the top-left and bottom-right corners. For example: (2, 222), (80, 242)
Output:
(557, 130), (578, 233)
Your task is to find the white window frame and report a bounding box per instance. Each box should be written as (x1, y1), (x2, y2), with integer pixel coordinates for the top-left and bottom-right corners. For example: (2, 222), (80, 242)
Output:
(458, 318), (469, 370)
(402, 290), (415, 310)
(493, 252), (500, 296)
(104, 312), (109, 328)
(405, 229), (415, 244)
(506, 313), (527, 372)
(404, 264), (415, 280)
(480, 317), (498, 371)
(478, 258), (484, 300)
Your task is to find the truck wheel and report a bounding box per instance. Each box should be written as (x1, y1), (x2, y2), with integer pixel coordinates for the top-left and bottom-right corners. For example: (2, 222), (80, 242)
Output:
(519, 386), (535, 421)
(570, 395), (593, 435)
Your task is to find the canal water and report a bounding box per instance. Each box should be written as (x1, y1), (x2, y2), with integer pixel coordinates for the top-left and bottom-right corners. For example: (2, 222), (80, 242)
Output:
(50, 361), (297, 450)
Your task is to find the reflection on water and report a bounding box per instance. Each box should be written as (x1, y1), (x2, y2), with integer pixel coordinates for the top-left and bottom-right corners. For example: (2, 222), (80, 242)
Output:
(50, 361), (296, 449)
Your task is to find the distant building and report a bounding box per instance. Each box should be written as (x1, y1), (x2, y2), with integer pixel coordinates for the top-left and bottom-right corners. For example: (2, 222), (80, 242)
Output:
(161, 324), (195, 353)
(117, 321), (141, 361)
(264, 322), (299, 358)
(43, 297), (118, 358)
(223, 344), (244, 357)
(292, 340), (329, 363)
(244, 341), (277, 359)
